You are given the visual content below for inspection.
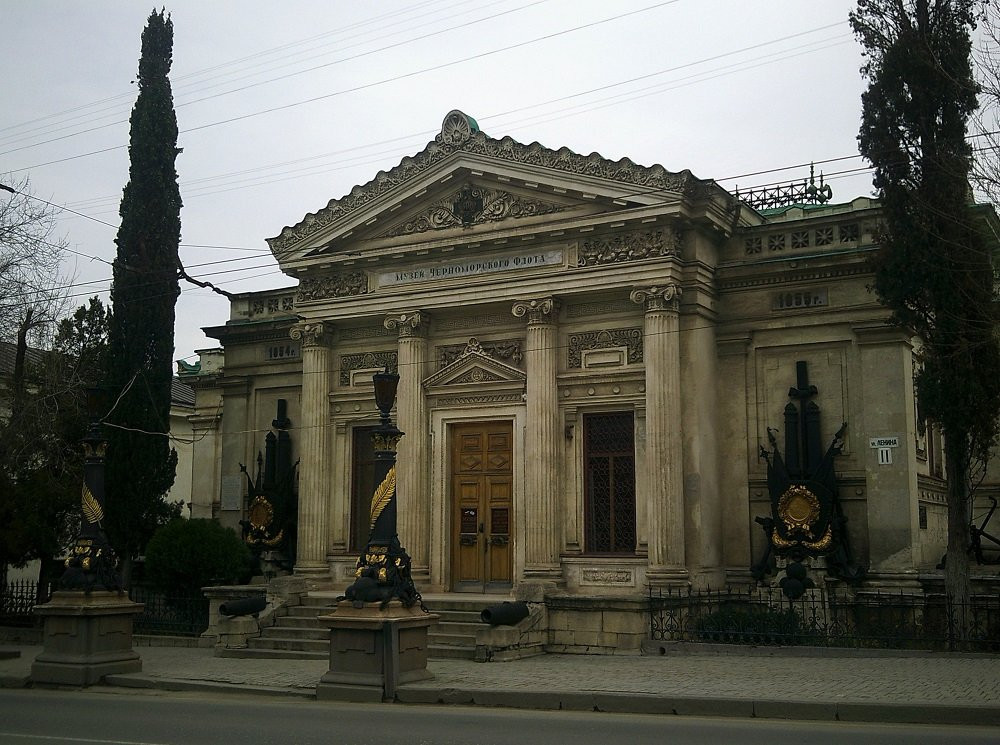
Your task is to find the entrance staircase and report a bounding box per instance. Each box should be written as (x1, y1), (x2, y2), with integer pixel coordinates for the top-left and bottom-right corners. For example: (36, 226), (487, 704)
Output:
(228, 593), (500, 661)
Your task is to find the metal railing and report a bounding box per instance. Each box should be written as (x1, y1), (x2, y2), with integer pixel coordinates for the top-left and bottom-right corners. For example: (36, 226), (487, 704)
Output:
(0, 579), (52, 626)
(129, 586), (209, 637)
(649, 585), (1000, 653)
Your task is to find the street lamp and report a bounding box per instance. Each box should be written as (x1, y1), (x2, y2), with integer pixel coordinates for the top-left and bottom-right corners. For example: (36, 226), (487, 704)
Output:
(61, 386), (122, 591)
(342, 367), (420, 608)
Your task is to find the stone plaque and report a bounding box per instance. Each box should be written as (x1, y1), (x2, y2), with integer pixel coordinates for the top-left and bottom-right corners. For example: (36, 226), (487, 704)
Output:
(221, 475), (243, 511)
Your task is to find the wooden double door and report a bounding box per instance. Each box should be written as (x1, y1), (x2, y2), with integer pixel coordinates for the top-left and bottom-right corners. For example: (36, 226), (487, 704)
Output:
(450, 421), (513, 593)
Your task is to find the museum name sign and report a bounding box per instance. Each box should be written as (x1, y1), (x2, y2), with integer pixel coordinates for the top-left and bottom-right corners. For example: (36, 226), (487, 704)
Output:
(379, 249), (564, 288)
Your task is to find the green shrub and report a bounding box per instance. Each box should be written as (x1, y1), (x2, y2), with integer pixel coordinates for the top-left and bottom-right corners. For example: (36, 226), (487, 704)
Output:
(143, 519), (251, 595)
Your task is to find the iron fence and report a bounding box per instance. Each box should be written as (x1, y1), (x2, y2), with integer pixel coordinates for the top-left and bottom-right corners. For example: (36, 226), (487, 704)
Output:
(649, 585), (1000, 653)
(0, 579), (51, 626)
(129, 586), (209, 637)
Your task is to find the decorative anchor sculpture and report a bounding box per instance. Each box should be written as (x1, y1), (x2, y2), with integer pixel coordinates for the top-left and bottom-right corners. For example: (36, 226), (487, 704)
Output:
(751, 361), (865, 597)
(340, 367), (422, 609)
(239, 399), (298, 574)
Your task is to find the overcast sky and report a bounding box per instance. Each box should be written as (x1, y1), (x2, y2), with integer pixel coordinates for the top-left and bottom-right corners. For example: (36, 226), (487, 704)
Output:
(2, 0), (873, 364)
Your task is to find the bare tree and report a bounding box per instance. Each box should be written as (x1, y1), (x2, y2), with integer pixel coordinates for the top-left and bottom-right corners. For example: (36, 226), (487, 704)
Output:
(0, 174), (69, 401)
(971, 3), (1000, 203)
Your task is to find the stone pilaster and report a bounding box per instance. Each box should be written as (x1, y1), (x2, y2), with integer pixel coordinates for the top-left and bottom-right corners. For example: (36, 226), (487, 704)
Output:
(630, 285), (686, 585)
(290, 321), (332, 575)
(384, 311), (430, 582)
(512, 298), (562, 584)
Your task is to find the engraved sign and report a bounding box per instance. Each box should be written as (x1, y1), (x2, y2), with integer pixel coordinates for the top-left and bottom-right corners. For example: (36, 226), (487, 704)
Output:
(221, 475), (243, 511)
(379, 249), (564, 287)
(772, 288), (828, 311)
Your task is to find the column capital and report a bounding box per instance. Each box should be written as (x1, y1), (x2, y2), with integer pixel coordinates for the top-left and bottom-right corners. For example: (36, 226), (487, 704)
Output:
(630, 284), (682, 313)
(290, 321), (329, 348)
(384, 311), (428, 338)
(512, 297), (559, 324)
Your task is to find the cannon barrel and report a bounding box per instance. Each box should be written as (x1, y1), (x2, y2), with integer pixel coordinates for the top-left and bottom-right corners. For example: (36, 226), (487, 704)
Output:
(480, 601), (529, 626)
(219, 595), (267, 617)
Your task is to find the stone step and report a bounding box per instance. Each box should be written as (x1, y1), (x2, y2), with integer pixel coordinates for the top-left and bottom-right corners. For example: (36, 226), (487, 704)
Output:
(431, 621), (487, 636)
(260, 626), (329, 641)
(428, 632), (477, 647)
(428, 643), (476, 660)
(249, 637), (329, 653)
(283, 606), (338, 619)
(219, 647), (327, 660)
(430, 609), (484, 624)
(276, 616), (334, 629)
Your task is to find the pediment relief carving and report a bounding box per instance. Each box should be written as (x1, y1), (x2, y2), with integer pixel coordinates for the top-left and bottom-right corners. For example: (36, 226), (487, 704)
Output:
(269, 110), (718, 256)
(377, 184), (567, 239)
(423, 338), (527, 389)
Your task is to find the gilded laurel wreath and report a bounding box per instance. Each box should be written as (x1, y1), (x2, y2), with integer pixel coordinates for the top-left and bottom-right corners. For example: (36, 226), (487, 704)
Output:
(369, 466), (396, 531)
(82, 485), (103, 524)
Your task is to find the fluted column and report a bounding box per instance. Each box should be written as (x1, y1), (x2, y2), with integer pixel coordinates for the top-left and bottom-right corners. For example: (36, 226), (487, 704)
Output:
(384, 310), (430, 582)
(512, 297), (562, 582)
(290, 321), (332, 575)
(630, 285), (686, 583)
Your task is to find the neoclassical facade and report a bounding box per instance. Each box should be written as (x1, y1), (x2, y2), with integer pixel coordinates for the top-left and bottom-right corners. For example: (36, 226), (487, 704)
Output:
(183, 111), (998, 600)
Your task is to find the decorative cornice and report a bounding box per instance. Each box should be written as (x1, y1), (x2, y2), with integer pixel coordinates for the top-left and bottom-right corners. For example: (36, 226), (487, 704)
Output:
(716, 265), (870, 292)
(384, 311), (427, 338)
(289, 321), (327, 348)
(567, 328), (643, 368)
(579, 229), (681, 267)
(296, 271), (369, 301)
(268, 110), (712, 254)
(438, 337), (523, 369)
(339, 350), (398, 387)
(511, 297), (558, 324)
(630, 284), (682, 313)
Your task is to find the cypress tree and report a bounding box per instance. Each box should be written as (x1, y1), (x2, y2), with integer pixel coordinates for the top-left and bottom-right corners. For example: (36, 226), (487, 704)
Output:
(851, 0), (1000, 618)
(104, 9), (183, 582)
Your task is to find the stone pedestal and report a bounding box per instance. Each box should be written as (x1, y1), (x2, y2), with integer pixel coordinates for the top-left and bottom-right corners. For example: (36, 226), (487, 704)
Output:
(316, 601), (438, 702)
(31, 591), (143, 686)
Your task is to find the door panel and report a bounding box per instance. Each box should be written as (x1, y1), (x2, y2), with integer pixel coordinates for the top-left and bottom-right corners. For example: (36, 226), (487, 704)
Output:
(450, 422), (513, 592)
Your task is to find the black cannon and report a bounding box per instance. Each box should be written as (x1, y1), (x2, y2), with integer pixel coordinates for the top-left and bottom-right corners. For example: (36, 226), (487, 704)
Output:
(480, 601), (529, 626)
(219, 595), (267, 617)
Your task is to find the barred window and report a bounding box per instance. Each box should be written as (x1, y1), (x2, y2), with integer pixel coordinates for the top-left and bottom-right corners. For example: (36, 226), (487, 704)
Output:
(584, 412), (636, 554)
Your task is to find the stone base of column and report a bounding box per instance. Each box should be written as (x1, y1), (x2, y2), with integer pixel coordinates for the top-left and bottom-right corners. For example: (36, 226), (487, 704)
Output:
(32, 591), (143, 686)
(516, 565), (564, 601)
(316, 601), (438, 702)
(688, 567), (726, 591)
(646, 567), (690, 589)
(293, 561), (332, 577)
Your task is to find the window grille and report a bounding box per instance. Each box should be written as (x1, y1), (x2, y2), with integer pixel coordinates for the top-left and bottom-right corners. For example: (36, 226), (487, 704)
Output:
(584, 412), (636, 553)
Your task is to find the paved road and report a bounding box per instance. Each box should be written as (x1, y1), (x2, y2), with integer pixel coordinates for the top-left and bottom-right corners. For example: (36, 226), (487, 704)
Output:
(1, 689), (999, 745)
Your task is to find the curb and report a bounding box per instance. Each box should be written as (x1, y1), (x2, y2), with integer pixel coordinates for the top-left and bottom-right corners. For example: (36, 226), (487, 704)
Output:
(104, 674), (315, 699)
(394, 687), (1000, 726)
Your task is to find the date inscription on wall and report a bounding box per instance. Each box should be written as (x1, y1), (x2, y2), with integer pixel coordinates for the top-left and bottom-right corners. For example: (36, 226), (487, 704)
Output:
(772, 288), (828, 311)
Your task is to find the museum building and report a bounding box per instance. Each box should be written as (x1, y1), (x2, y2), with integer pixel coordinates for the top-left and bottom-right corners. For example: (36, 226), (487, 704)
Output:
(182, 110), (997, 615)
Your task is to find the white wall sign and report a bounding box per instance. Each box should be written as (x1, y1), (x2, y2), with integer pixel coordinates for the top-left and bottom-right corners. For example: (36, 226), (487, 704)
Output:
(379, 249), (564, 287)
(869, 434), (900, 466)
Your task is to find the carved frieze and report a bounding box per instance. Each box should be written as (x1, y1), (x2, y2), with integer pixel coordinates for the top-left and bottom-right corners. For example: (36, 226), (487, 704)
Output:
(578, 229), (681, 267)
(438, 337), (523, 369)
(380, 186), (565, 238)
(567, 328), (642, 368)
(268, 110), (711, 254)
(339, 351), (398, 387)
(296, 272), (369, 302)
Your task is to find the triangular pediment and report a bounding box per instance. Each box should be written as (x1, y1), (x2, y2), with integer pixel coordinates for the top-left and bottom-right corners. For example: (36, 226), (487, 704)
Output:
(268, 110), (720, 263)
(423, 339), (526, 390)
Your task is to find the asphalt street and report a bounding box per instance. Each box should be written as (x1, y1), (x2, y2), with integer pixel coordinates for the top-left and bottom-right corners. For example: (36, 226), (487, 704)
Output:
(1, 689), (999, 745)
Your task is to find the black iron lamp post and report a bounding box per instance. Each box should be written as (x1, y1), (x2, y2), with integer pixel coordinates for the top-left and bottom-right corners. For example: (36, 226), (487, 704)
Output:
(342, 367), (421, 607)
(61, 387), (122, 592)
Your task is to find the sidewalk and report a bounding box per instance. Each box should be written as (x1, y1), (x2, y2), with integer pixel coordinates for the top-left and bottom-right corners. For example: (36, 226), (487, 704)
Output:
(3, 642), (1000, 727)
